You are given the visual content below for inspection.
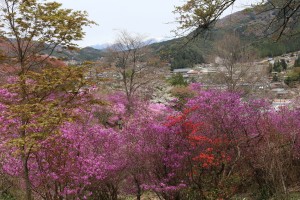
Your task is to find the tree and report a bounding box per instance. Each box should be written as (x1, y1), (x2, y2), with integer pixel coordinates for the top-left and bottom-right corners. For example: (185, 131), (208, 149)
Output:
(212, 34), (263, 93)
(0, 1), (94, 199)
(284, 67), (300, 86)
(108, 31), (162, 111)
(243, 109), (300, 199)
(170, 46), (205, 70)
(280, 59), (287, 71)
(0, 0), (94, 72)
(273, 60), (283, 72)
(273, 74), (279, 82)
(91, 93), (188, 200)
(173, 0), (300, 40)
(0, 104), (126, 199)
(0, 66), (92, 199)
(168, 73), (188, 86)
(166, 84), (300, 199)
(165, 85), (263, 199)
(294, 55), (300, 67)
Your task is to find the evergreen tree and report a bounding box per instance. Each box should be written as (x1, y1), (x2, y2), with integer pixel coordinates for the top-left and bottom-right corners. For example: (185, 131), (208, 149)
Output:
(273, 60), (283, 72)
(280, 59), (287, 71)
(294, 56), (300, 67)
(168, 73), (188, 86)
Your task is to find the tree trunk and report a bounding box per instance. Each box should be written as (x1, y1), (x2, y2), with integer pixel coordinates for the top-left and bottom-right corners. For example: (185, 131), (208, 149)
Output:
(22, 153), (32, 200)
(134, 177), (142, 200)
(18, 62), (32, 200)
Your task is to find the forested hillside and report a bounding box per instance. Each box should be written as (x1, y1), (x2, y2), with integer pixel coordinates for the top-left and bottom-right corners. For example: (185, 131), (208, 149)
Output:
(152, 7), (300, 69)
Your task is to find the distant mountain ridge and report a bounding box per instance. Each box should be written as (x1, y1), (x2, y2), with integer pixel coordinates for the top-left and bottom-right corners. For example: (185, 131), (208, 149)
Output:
(3, 8), (298, 64)
(148, 7), (300, 69)
(90, 37), (169, 50)
(90, 43), (112, 50)
(50, 46), (103, 62)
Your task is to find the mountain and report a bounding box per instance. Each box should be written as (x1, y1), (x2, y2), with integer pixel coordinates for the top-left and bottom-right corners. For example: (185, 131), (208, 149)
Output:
(150, 7), (300, 69)
(90, 37), (168, 50)
(0, 38), (104, 63)
(214, 8), (300, 57)
(51, 46), (104, 62)
(90, 43), (112, 50)
(144, 37), (169, 44)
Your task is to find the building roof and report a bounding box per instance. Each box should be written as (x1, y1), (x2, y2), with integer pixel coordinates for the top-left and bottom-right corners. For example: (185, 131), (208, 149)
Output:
(187, 70), (199, 74)
(173, 68), (192, 73)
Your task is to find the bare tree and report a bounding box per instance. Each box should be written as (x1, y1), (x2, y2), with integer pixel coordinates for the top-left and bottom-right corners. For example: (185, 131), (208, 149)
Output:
(108, 31), (162, 110)
(212, 34), (266, 93)
(261, 0), (300, 40)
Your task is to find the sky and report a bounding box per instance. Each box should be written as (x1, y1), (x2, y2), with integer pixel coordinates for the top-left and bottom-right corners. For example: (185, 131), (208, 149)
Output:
(55, 0), (259, 47)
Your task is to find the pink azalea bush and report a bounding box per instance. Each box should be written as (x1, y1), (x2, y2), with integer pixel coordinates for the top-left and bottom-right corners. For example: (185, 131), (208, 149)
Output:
(0, 82), (300, 199)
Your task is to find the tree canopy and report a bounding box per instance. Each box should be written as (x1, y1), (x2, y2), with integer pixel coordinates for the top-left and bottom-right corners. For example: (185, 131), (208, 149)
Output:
(0, 0), (95, 72)
(0, 1), (95, 199)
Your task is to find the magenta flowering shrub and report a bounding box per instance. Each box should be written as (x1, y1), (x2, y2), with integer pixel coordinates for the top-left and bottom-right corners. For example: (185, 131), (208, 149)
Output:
(1, 110), (126, 199)
(32, 123), (125, 199)
(113, 96), (189, 199)
(166, 85), (300, 199)
(0, 80), (300, 199)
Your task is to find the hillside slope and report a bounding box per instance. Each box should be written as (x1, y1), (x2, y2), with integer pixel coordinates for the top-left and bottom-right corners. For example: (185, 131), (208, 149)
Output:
(151, 8), (300, 68)
(50, 46), (103, 62)
(0, 39), (103, 63)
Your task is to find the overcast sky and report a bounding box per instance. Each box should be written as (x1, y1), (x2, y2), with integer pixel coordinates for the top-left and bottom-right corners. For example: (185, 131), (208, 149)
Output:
(55, 0), (259, 47)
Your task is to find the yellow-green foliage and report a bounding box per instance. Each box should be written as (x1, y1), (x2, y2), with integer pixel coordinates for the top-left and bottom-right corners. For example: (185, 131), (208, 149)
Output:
(4, 66), (88, 153)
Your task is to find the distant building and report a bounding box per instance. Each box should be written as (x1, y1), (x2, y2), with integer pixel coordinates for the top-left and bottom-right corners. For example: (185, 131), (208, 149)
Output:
(271, 88), (289, 98)
(65, 60), (79, 66)
(200, 68), (217, 74)
(173, 68), (192, 74)
(187, 69), (199, 75)
(272, 99), (291, 110)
